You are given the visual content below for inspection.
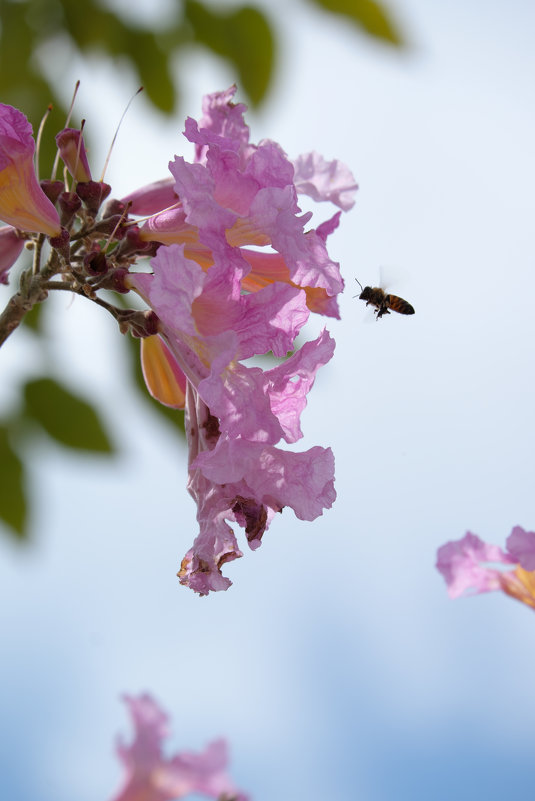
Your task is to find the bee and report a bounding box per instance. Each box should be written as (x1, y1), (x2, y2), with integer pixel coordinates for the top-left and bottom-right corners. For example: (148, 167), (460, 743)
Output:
(353, 278), (415, 319)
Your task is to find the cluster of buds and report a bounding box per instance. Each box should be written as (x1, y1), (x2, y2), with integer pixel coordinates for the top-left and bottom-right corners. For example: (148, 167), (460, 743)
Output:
(0, 86), (357, 594)
(0, 100), (160, 340)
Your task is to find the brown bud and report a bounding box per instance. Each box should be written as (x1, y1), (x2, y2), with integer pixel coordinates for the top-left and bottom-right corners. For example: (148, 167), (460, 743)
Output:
(76, 181), (112, 215)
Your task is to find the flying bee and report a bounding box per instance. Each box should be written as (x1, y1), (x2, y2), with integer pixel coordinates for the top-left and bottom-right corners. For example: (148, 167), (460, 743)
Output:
(353, 278), (415, 319)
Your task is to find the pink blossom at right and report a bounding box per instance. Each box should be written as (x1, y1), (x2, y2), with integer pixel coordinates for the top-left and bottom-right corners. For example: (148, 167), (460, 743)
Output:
(109, 694), (248, 801)
(436, 526), (535, 611)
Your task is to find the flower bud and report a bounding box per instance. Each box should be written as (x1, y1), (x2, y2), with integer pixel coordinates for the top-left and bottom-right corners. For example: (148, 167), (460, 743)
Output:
(58, 191), (82, 227)
(117, 226), (159, 259)
(49, 227), (70, 263)
(102, 198), (127, 218)
(40, 179), (64, 205)
(55, 128), (92, 182)
(76, 180), (111, 215)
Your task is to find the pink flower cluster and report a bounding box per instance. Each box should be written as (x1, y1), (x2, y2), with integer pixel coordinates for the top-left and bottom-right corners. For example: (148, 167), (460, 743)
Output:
(0, 87), (356, 594)
(436, 526), (535, 611)
(125, 87), (356, 594)
(110, 694), (248, 801)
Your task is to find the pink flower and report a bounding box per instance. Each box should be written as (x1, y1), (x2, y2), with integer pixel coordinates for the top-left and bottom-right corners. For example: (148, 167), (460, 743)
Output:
(129, 86), (355, 320)
(125, 88), (352, 593)
(110, 694), (248, 801)
(55, 127), (92, 182)
(436, 527), (535, 611)
(122, 177), (177, 215)
(0, 104), (61, 236)
(128, 236), (336, 593)
(0, 225), (24, 283)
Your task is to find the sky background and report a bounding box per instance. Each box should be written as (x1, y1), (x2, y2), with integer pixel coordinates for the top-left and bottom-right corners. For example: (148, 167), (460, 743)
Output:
(1, 0), (535, 799)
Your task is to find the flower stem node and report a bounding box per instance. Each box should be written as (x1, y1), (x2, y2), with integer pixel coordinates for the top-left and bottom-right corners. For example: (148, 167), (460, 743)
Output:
(83, 249), (109, 276)
(118, 226), (159, 259)
(48, 227), (71, 264)
(58, 191), (82, 227)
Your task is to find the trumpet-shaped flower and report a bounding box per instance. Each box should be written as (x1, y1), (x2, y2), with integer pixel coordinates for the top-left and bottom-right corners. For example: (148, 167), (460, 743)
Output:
(436, 526), (535, 611)
(0, 103), (61, 236)
(110, 694), (248, 801)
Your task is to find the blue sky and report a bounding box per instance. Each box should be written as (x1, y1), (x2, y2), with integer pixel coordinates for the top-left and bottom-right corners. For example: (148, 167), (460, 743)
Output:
(1, 1), (535, 799)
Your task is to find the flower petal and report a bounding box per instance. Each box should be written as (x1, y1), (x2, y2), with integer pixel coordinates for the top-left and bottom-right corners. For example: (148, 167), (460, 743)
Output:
(505, 525), (535, 571)
(436, 531), (514, 599)
(292, 151), (358, 211)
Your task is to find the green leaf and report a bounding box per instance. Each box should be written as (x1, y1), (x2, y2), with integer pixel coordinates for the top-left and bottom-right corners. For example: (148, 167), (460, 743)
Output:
(23, 378), (115, 453)
(0, 425), (27, 539)
(307, 0), (404, 46)
(21, 300), (44, 333)
(184, 0), (274, 106)
(123, 30), (176, 113)
(60, 0), (176, 113)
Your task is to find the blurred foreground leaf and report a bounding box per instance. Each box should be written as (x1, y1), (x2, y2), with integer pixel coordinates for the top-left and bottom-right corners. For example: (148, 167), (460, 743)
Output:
(308, 0), (404, 46)
(23, 377), (115, 453)
(184, 0), (274, 106)
(0, 426), (27, 539)
(60, 0), (176, 112)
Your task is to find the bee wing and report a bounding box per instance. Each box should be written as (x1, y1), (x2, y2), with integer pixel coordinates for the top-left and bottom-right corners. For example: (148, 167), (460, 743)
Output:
(378, 264), (389, 291)
(379, 264), (411, 293)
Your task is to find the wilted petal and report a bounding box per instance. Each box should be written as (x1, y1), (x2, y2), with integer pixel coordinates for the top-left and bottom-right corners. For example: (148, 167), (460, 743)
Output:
(0, 104), (61, 236)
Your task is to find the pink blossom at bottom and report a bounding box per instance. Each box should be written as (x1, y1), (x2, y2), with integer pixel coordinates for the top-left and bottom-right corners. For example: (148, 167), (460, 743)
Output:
(110, 694), (248, 801)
